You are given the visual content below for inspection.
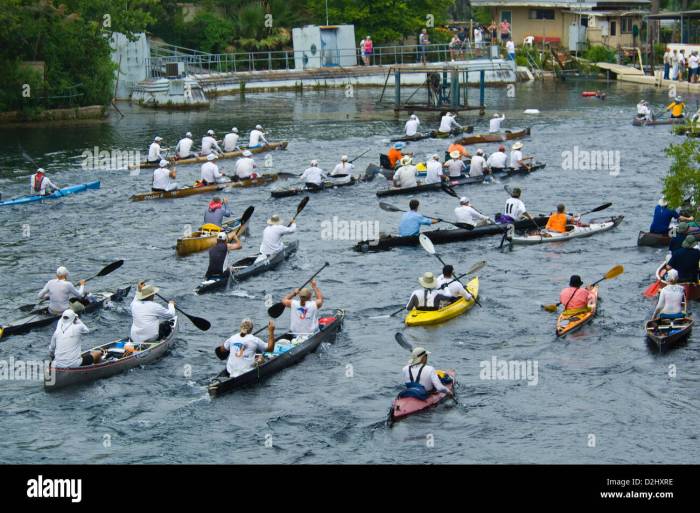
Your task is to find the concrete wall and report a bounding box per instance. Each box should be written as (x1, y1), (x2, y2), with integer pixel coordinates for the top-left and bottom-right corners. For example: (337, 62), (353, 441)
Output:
(110, 32), (150, 100)
(293, 25), (357, 69)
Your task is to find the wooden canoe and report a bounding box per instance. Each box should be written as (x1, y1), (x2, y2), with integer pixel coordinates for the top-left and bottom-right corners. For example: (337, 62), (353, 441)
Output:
(390, 126), (474, 143)
(645, 317), (693, 349)
(128, 141), (288, 170)
(176, 218), (243, 257)
(454, 127), (531, 146)
(654, 261), (700, 301)
(556, 285), (599, 337)
(130, 174), (279, 202)
(632, 117), (685, 126)
(637, 230), (670, 247)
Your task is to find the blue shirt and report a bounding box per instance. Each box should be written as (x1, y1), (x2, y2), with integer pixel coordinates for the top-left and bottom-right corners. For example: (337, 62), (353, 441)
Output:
(649, 205), (678, 234)
(399, 211), (432, 236)
(203, 204), (232, 227)
(669, 247), (700, 283)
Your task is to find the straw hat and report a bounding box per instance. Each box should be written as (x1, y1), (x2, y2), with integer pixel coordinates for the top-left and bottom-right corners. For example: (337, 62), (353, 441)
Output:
(418, 272), (437, 289)
(450, 150), (461, 159)
(400, 155), (413, 166)
(409, 347), (430, 365)
(267, 214), (282, 225)
(136, 284), (159, 300)
(512, 142), (524, 150)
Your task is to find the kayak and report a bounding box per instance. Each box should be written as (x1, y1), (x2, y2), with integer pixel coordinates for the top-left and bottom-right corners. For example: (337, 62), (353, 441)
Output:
(45, 317), (178, 391)
(492, 161), (546, 177)
(454, 128), (530, 146)
(645, 316), (693, 350)
(405, 278), (479, 326)
(176, 218), (243, 257)
(387, 369), (456, 426)
(353, 215), (550, 252)
(654, 261), (700, 301)
(556, 285), (598, 337)
(0, 181), (100, 207)
(508, 216), (623, 245)
(130, 174), (279, 202)
(128, 141), (288, 170)
(195, 241), (298, 295)
(376, 175), (484, 198)
(207, 310), (344, 397)
(390, 126), (474, 143)
(0, 286), (130, 339)
(632, 117), (685, 126)
(637, 230), (670, 247)
(271, 176), (359, 198)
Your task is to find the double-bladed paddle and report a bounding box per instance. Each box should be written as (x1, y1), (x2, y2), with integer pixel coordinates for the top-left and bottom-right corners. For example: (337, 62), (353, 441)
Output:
(542, 265), (624, 312)
(349, 148), (371, 163)
(230, 205), (255, 236)
(267, 262), (329, 319)
(19, 260), (125, 312)
(155, 293), (210, 331)
(378, 201), (474, 230)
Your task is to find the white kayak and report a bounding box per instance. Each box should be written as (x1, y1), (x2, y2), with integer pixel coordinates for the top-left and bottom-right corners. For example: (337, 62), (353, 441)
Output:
(508, 216), (624, 245)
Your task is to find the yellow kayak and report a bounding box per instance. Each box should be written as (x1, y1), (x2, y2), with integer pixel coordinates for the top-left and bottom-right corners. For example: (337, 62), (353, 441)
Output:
(405, 277), (479, 326)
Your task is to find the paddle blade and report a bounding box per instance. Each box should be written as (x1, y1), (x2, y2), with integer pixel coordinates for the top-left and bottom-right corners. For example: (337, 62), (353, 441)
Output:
(268, 302), (286, 319)
(542, 304), (559, 313)
(643, 280), (662, 298)
(239, 205), (255, 225)
(441, 182), (459, 198)
(454, 222), (475, 230)
(378, 201), (402, 213)
(589, 202), (613, 214)
(465, 260), (487, 275)
(296, 196), (310, 215)
(215, 346), (230, 360)
(394, 332), (414, 351)
(604, 265), (624, 280)
(188, 314), (211, 331)
(96, 259), (125, 277)
(418, 233), (436, 255)
(503, 185), (513, 195)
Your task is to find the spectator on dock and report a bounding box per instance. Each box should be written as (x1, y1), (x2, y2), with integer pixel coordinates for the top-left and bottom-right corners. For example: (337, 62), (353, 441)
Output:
(671, 50), (679, 80)
(679, 49), (686, 81)
(689, 51), (699, 83)
(473, 25), (483, 49)
(359, 36), (367, 65)
(449, 34), (462, 62)
(488, 20), (497, 43)
(663, 48), (671, 80)
(506, 39), (515, 61)
(418, 29), (429, 64)
(363, 36), (373, 65)
(457, 27), (468, 57)
(500, 19), (511, 43)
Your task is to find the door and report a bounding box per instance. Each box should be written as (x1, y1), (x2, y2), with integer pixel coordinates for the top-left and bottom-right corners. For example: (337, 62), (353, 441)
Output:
(320, 28), (339, 67)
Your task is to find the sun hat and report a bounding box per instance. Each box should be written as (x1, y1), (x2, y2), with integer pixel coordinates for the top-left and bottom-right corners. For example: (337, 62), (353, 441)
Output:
(310, 159), (319, 166)
(136, 284), (159, 300)
(450, 150), (461, 159)
(682, 235), (697, 248)
(231, 127), (238, 133)
(476, 149), (484, 155)
(459, 197), (469, 205)
(400, 155), (413, 166)
(658, 198), (668, 207)
(186, 132), (192, 137)
(154, 136), (162, 142)
(207, 153), (218, 161)
(255, 124), (263, 130)
(666, 269), (679, 282)
(432, 154), (440, 160)
(159, 159), (169, 168)
(267, 215), (282, 225)
(410, 114), (417, 120)
(56, 266), (69, 277)
(418, 272), (437, 289)
(207, 129), (215, 135)
(341, 155), (348, 161)
(409, 347), (430, 365)
(675, 96), (682, 102)
(493, 113), (500, 118)
(394, 142), (405, 149)
(512, 142), (524, 150)
(242, 150), (253, 157)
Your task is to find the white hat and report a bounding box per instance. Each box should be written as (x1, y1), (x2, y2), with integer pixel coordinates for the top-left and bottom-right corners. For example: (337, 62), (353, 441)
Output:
(56, 266), (69, 277)
(242, 150), (253, 157)
(217, 232), (227, 241)
(409, 347), (431, 365)
(493, 112), (500, 117)
(418, 271), (437, 289)
(154, 136), (162, 142)
(450, 150), (461, 159)
(666, 269), (679, 282)
(431, 154), (440, 160)
(231, 127), (238, 133)
(207, 129), (215, 135)
(267, 214), (282, 225)
(159, 159), (169, 168)
(459, 196), (470, 204)
(61, 309), (77, 321)
(341, 155), (348, 161)
(410, 114), (417, 120)
(136, 284), (159, 301)
(185, 132), (192, 137)
(675, 96), (682, 102)
(512, 142), (524, 150)
(310, 159), (319, 166)
(255, 124), (263, 130)
(476, 149), (484, 155)
(37, 168), (46, 173)
(659, 197), (668, 207)
(400, 155), (413, 166)
(207, 153), (218, 161)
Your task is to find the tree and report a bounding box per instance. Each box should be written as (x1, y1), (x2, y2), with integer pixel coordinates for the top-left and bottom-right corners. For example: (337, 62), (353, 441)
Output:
(663, 139), (700, 209)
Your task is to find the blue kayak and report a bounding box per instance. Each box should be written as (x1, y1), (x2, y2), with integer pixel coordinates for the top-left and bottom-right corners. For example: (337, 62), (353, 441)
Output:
(0, 180), (100, 207)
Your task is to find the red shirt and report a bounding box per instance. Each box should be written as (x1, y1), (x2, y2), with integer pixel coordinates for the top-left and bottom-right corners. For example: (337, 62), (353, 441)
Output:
(559, 287), (591, 310)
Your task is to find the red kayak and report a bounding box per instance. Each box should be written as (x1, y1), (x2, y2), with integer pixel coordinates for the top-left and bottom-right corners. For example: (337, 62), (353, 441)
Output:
(387, 370), (456, 426)
(581, 91), (606, 99)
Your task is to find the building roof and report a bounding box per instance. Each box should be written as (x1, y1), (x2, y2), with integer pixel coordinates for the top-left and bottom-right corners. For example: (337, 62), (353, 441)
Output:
(470, 0), (649, 7)
(571, 10), (649, 16)
(647, 10), (700, 20)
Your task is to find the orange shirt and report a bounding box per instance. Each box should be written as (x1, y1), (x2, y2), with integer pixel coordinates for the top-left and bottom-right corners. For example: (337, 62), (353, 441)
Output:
(545, 212), (571, 233)
(388, 148), (403, 167)
(448, 143), (470, 158)
(559, 287), (591, 310)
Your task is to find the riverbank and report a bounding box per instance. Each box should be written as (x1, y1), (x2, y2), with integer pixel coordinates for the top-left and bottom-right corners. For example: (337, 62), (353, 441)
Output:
(0, 105), (109, 125)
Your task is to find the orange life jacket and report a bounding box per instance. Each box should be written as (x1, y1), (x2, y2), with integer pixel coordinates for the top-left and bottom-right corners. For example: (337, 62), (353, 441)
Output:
(388, 148), (403, 167)
(546, 212), (569, 233)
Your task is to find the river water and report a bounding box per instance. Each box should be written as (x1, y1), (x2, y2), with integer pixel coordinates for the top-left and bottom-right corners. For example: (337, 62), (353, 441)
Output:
(0, 79), (698, 464)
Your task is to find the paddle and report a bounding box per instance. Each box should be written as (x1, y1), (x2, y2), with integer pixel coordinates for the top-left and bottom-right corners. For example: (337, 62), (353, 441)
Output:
(349, 148), (371, 163)
(578, 202), (612, 217)
(267, 262), (329, 319)
(19, 260), (125, 312)
(377, 201), (474, 230)
(394, 333), (456, 402)
(419, 234), (482, 307)
(230, 205), (254, 236)
(440, 182), (459, 198)
(154, 293), (211, 331)
(542, 265), (624, 312)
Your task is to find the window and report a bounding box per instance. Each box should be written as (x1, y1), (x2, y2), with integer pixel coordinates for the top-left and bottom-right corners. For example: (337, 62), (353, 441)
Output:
(529, 9), (555, 20)
(610, 21), (616, 36)
(621, 17), (633, 33)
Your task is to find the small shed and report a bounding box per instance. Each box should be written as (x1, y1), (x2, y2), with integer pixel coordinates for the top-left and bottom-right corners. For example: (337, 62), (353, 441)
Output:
(292, 25), (357, 70)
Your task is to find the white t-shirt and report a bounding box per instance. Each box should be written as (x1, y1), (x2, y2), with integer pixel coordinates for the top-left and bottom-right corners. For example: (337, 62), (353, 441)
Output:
(201, 136), (221, 156)
(234, 157), (256, 179)
(486, 151), (507, 169)
(289, 299), (319, 335)
(454, 205), (488, 225)
(474, 29), (482, 44)
(690, 55), (699, 70)
(201, 161), (224, 183)
(438, 115), (460, 133)
(406, 288), (441, 309)
(405, 119), (420, 136)
(148, 142), (162, 162)
(393, 165), (418, 188)
(152, 167), (174, 190)
(445, 159), (465, 177)
(504, 198), (527, 220)
(223, 133), (240, 152)
(510, 150), (523, 168)
(331, 162), (354, 176)
(49, 318), (90, 368)
(300, 166), (326, 185)
(437, 274), (469, 299)
(176, 137), (193, 158)
(130, 299), (176, 344)
(260, 223), (296, 256)
(402, 364), (449, 393)
(425, 160), (444, 184)
(249, 129), (267, 147)
(469, 155), (486, 177)
(489, 115), (505, 133)
(224, 333), (269, 377)
(38, 279), (85, 314)
(656, 284), (685, 314)
(506, 41), (515, 53)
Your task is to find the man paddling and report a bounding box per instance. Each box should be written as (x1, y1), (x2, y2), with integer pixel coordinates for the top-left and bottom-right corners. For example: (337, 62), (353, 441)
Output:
(281, 280), (324, 336)
(666, 96), (686, 119)
(425, 154), (445, 184)
(559, 275), (593, 314)
(249, 125), (269, 148)
(152, 160), (179, 192)
(455, 197), (491, 226)
(216, 319), (276, 377)
(147, 136), (165, 164)
(468, 149), (486, 178)
(394, 155), (419, 188)
(545, 204), (577, 233)
(203, 196), (232, 227)
(387, 143), (404, 168)
(30, 168), (58, 196)
(406, 272), (453, 311)
(300, 159), (327, 190)
(255, 214), (296, 263)
(331, 155), (354, 177)
(405, 114), (420, 136)
(438, 112), (461, 134)
(444, 150), (466, 178)
(175, 132), (196, 159)
(200, 154), (227, 185)
(486, 144), (507, 173)
(205, 232), (242, 280)
(510, 142), (531, 170)
(130, 282), (176, 344)
(201, 130), (223, 156)
(49, 310), (102, 369)
(501, 187), (534, 224)
(401, 347), (452, 398)
(665, 235), (700, 283)
(490, 112), (505, 133)
(653, 269), (685, 320)
(38, 267), (87, 315)
(223, 128), (240, 153)
(399, 199), (438, 236)
(650, 197), (690, 236)
(234, 150), (257, 180)
(437, 265), (473, 302)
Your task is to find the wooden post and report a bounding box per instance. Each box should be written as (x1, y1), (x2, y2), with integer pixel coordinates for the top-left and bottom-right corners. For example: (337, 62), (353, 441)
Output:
(394, 69), (401, 113)
(451, 69), (459, 109)
(479, 70), (485, 115)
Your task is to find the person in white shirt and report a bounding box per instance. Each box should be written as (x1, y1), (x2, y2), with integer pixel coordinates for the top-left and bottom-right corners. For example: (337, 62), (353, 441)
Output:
(469, 149), (486, 177)
(401, 347), (451, 395)
(175, 132), (195, 159)
(437, 264), (472, 301)
(217, 319), (276, 377)
(405, 114), (420, 136)
(256, 214), (296, 262)
(38, 266), (86, 315)
(393, 155), (419, 188)
(503, 187), (534, 224)
(234, 150), (257, 179)
(30, 168), (59, 196)
(300, 159), (327, 188)
(201, 130), (222, 156)
(444, 150), (466, 178)
(424, 154), (444, 184)
(147, 136), (165, 163)
(489, 113), (505, 133)
(49, 310), (101, 368)
(438, 112), (461, 134)
(281, 280), (324, 336)
(653, 269), (686, 319)
(406, 272), (453, 310)
(486, 145), (508, 172)
(455, 197), (491, 226)
(638, 100), (653, 121)
(473, 27), (483, 48)
(331, 155), (354, 176)
(689, 52), (699, 83)
(223, 127), (240, 152)
(200, 154), (227, 184)
(130, 282), (176, 344)
(152, 160), (179, 191)
(248, 125), (268, 148)
(510, 141), (529, 169)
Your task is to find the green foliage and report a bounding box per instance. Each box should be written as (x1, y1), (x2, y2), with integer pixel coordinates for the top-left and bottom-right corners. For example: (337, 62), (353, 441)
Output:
(663, 139), (700, 209)
(187, 12), (235, 53)
(472, 7), (493, 26)
(583, 45), (616, 63)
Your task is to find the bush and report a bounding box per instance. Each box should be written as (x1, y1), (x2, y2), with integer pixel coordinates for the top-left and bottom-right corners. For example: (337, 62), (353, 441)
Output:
(583, 45), (616, 63)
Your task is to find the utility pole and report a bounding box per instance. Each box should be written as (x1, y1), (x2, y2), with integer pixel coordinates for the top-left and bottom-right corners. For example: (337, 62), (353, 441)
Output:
(325, 0), (329, 25)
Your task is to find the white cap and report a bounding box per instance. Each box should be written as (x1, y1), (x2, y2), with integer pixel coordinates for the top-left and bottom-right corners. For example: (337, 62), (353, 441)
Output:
(493, 113), (499, 117)
(459, 197), (469, 204)
(207, 129), (215, 135)
(341, 155), (348, 161)
(432, 154), (440, 160)
(242, 150), (252, 157)
(207, 153), (218, 161)
(185, 132), (192, 137)
(310, 159), (319, 166)
(666, 269), (679, 282)
(159, 159), (169, 168)
(37, 168), (46, 173)
(154, 136), (162, 142)
(217, 232), (227, 241)
(410, 114), (417, 120)
(476, 149), (484, 155)
(61, 309), (77, 322)
(56, 266), (69, 277)
(255, 124), (263, 130)
(659, 197), (668, 207)
(231, 127), (238, 133)
(409, 347), (431, 365)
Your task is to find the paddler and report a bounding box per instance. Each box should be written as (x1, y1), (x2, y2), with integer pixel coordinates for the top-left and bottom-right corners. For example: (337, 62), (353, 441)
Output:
(438, 112), (461, 134)
(447, 141), (470, 158)
(216, 319), (276, 378)
(509, 141), (531, 171)
(650, 197), (689, 235)
(406, 272), (453, 311)
(147, 136), (165, 164)
(666, 96), (686, 119)
(281, 280), (324, 336)
(401, 347), (452, 398)
(387, 143), (404, 168)
(669, 222), (690, 252)
(223, 127), (240, 153)
(665, 235), (700, 283)
(455, 197), (491, 226)
(559, 275), (592, 314)
(405, 114), (421, 136)
(38, 267), (87, 315)
(424, 154), (445, 184)
(444, 150), (466, 178)
(248, 125), (269, 148)
(30, 168), (58, 196)
(201, 130), (223, 156)
(255, 214), (296, 263)
(152, 160), (179, 192)
(175, 132), (196, 159)
(399, 199), (438, 236)
(468, 149), (486, 178)
(437, 265), (473, 302)
(489, 112), (505, 133)
(486, 144), (507, 173)
(331, 155), (354, 176)
(636, 100), (653, 122)
(545, 204), (576, 233)
(300, 159), (327, 190)
(48, 310), (102, 369)
(130, 282), (176, 344)
(203, 196), (232, 227)
(205, 231), (242, 280)
(234, 150), (257, 180)
(200, 154), (227, 185)
(502, 187), (534, 224)
(653, 269), (685, 320)
(393, 155), (419, 188)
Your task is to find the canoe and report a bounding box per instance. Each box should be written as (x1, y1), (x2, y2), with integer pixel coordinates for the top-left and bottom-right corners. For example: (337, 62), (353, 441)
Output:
(645, 317), (693, 350)
(207, 309), (344, 397)
(556, 285), (598, 337)
(492, 161), (546, 177)
(390, 126), (474, 143)
(376, 175), (484, 198)
(0, 287), (131, 340)
(195, 241), (298, 295)
(453, 127), (530, 146)
(0, 181), (100, 207)
(45, 317), (178, 391)
(632, 117), (685, 126)
(128, 141), (288, 170)
(376, 159), (428, 180)
(509, 216), (623, 245)
(654, 261), (700, 301)
(271, 176), (359, 198)
(130, 174), (279, 202)
(353, 215), (550, 253)
(637, 230), (670, 247)
(387, 369), (456, 426)
(176, 217), (242, 257)
(405, 278), (479, 326)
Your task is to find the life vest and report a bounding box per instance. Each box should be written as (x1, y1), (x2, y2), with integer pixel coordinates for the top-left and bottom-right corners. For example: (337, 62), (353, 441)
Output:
(208, 199), (223, 212)
(546, 213), (569, 233)
(32, 172), (45, 193)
